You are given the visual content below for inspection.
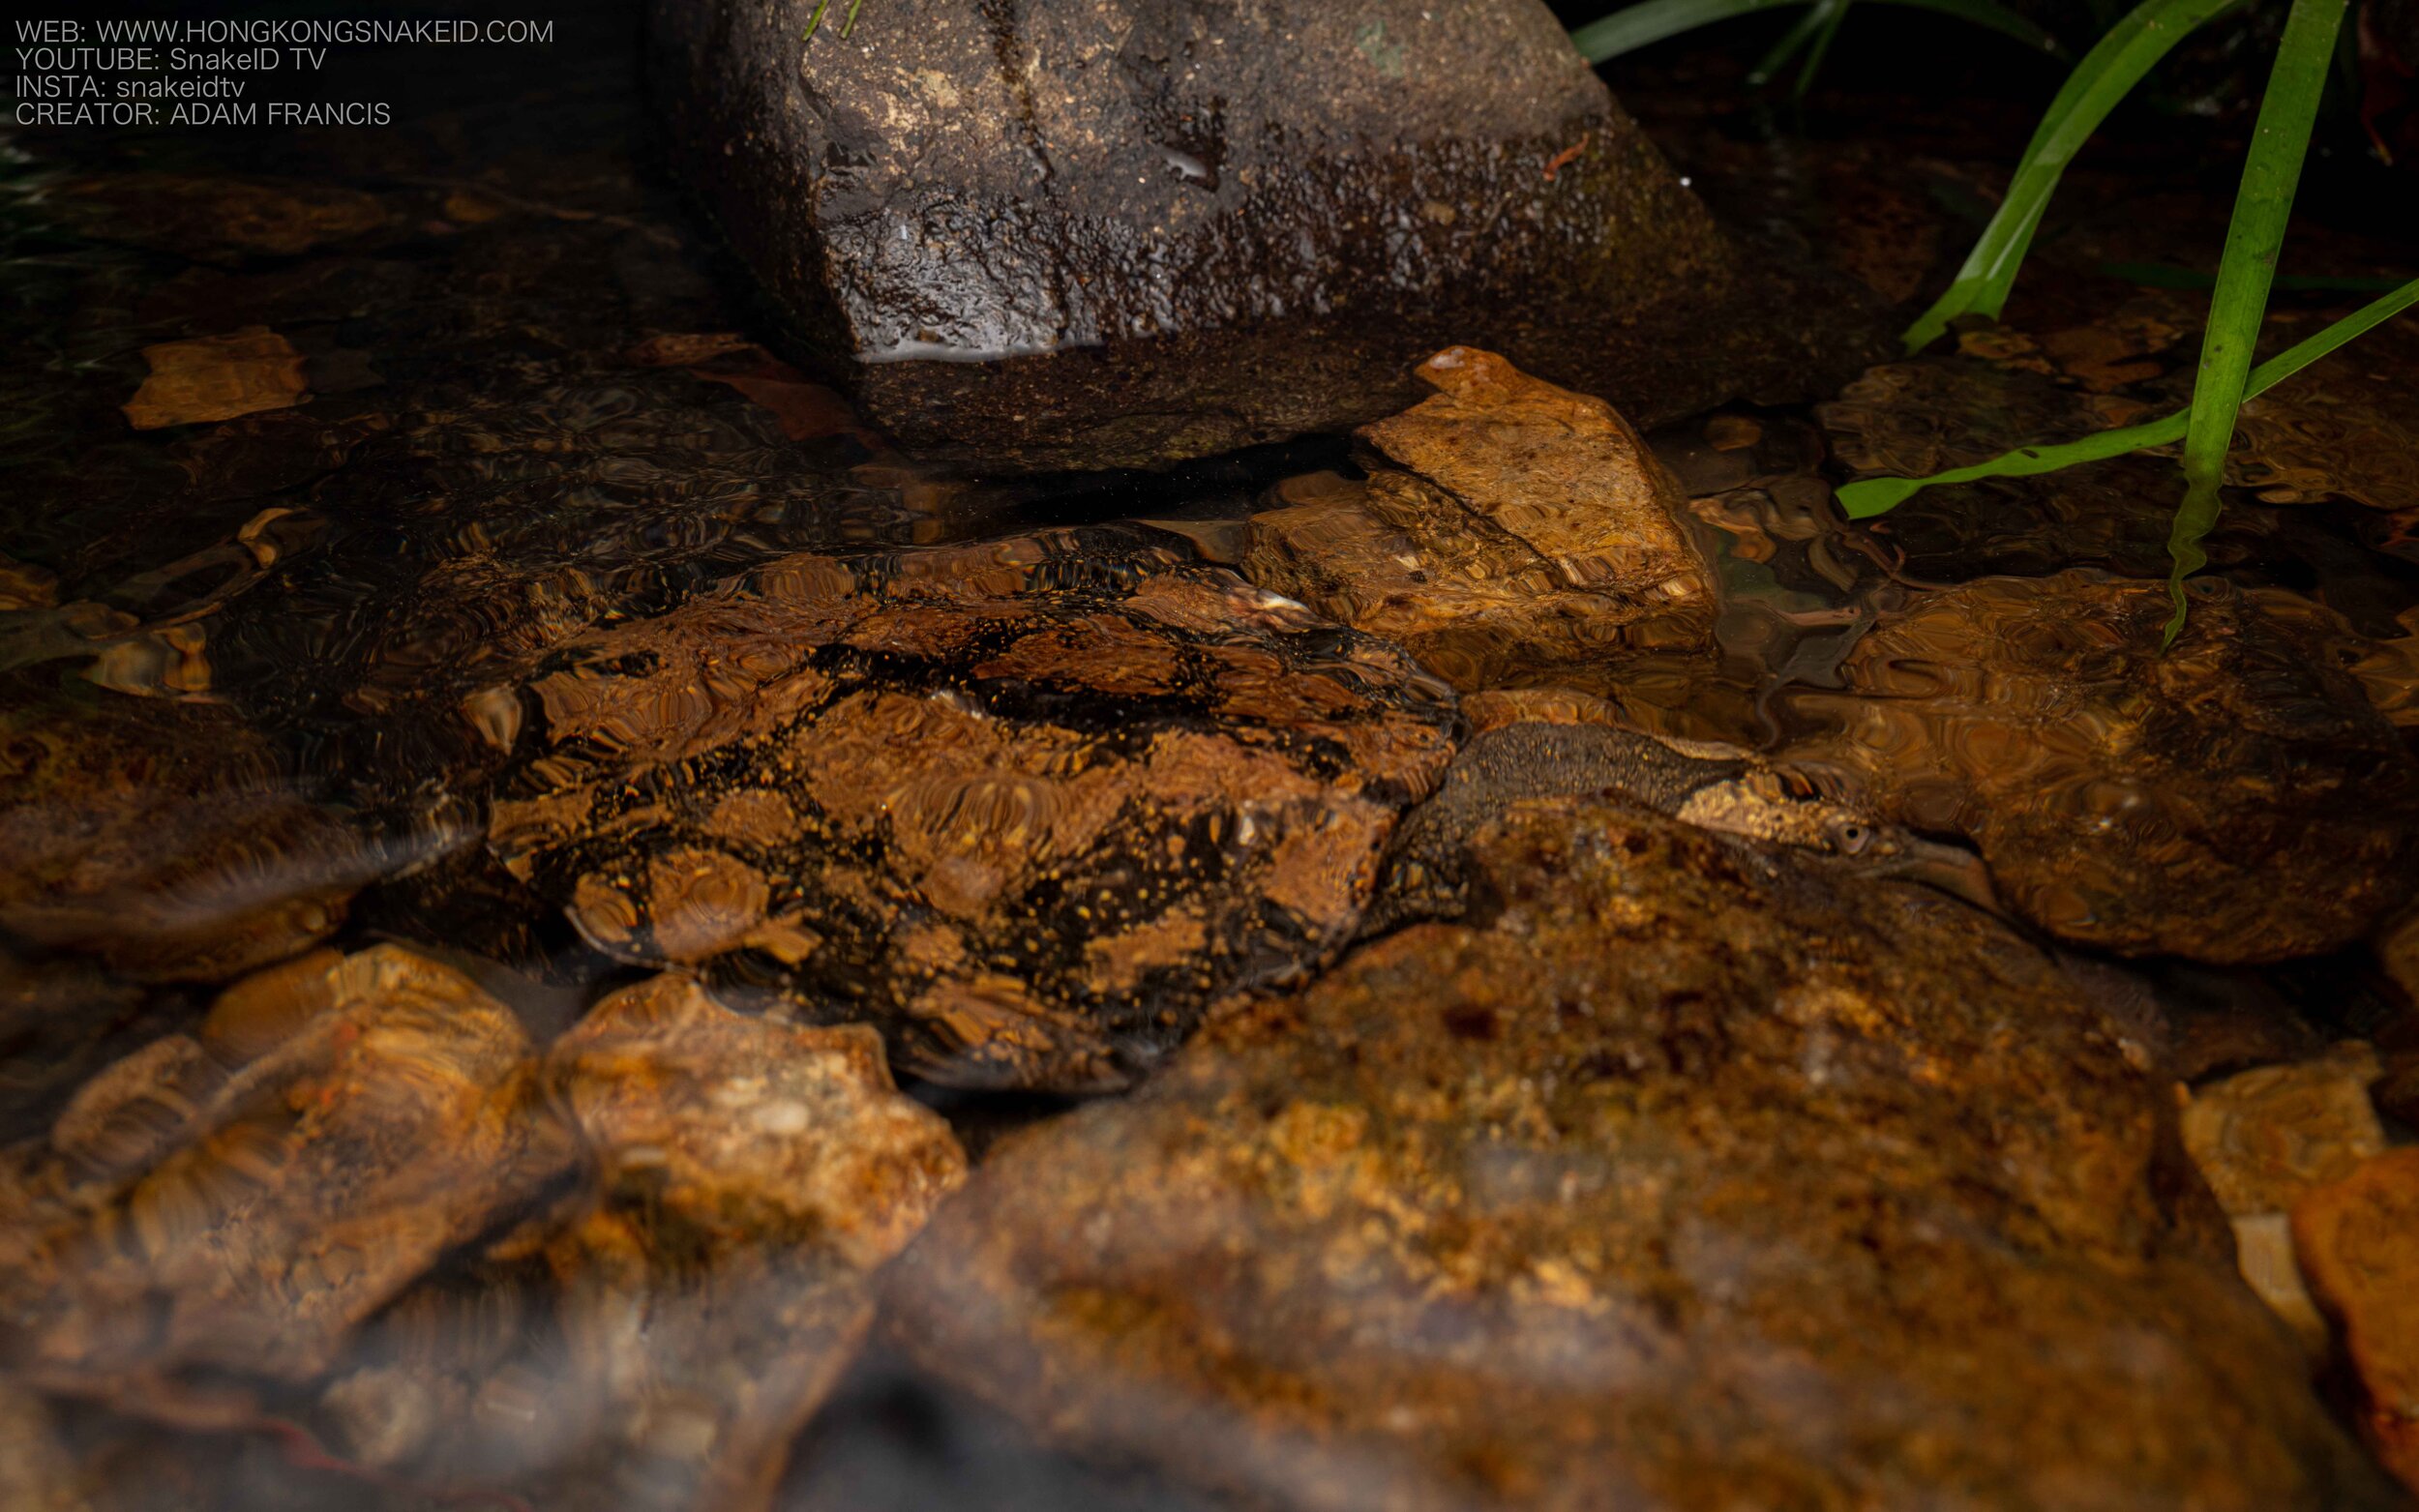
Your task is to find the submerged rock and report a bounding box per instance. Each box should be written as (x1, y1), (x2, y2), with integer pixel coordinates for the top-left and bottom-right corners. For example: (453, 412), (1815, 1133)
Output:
(650, 0), (1877, 470)
(487, 536), (1457, 1090)
(2293, 1148), (2419, 1496)
(316, 975), (967, 1512)
(0, 946), (574, 1393)
(887, 796), (2394, 1509)
(1241, 348), (1714, 689)
(1778, 572), (2419, 963)
(0, 691), (374, 982)
(2180, 1044), (2390, 1350)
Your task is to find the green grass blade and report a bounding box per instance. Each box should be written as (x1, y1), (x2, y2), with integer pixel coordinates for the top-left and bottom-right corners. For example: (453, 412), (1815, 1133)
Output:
(1837, 276), (2419, 519)
(1793, 0), (1854, 101)
(1747, 2), (1831, 84)
(841, 0), (868, 37)
(2098, 261), (2413, 292)
(1571, 0), (2054, 62)
(802, 0), (831, 43)
(2164, 0), (2349, 643)
(1900, 0), (2241, 354)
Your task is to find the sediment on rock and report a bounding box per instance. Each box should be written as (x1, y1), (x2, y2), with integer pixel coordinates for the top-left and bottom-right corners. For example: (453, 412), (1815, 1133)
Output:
(886, 797), (2397, 1510)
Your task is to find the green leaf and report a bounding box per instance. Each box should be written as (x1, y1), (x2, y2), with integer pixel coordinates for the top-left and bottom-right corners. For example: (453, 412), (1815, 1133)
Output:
(1792, 0), (1854, 101)
(2097, 260), (2413, 292)
(1835, 276), (2419, 519)
(2164, 0), (2349, 643)
(1747, 2), (1832, 85)
(1900, 0), (2243, 355)
(1570, 0), (2056, 63)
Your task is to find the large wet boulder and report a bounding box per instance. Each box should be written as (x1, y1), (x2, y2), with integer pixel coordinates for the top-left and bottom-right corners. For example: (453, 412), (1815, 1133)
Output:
(648, 0), (1877, 471)
(485, 533), (1458, 1091)
(885, 795), (2398, 1510)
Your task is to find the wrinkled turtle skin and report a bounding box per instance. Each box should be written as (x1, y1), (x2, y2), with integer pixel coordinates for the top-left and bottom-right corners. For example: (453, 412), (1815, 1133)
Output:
(887, 796), (2398, 1511)
(1778, 572), (2419, 962)
(488, 534), (1457, 1091)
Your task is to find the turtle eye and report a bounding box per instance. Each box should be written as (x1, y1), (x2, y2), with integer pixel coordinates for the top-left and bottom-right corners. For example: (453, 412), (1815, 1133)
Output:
(1833, 821), (1872, 855)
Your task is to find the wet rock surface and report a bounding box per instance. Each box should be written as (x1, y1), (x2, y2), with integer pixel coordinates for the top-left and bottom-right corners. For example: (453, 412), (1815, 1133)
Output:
(650, 0), (1881, 471)
(1241, 348), (1714, 690)
(2292, 1148), (2419, 1495)
(2181, 1043), (2391, 1349)
(306, 973), (968, 1512)
(887, 795), (2396, 1510)
(0, 689), (374, 984)
(1777, 572), (2419, 963)
(3, 3), (2419, 1505)
(487, 536), (1456, 1091)
(0, 946), (573, 1395)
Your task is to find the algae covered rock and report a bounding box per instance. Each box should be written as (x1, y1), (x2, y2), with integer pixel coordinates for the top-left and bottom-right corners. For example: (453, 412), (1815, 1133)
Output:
(887, 797), (2395, 1510)
(649, 0), (1874, 470)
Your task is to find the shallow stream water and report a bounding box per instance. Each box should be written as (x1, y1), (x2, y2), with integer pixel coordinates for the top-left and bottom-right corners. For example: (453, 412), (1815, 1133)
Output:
(5, 3), (2419, 1509)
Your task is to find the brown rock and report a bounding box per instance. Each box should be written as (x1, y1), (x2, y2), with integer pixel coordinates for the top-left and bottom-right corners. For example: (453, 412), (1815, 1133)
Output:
(2385, 906), (2419, 1006)
(2293, 1147), (2419, 1495)
(315, 975), (965, 1511)
(888, 797), (2393, 1510)
(56, 174), (387, 261)
(650, 0), (1879, 471)
(1778, 572), (2419, 962)
(1242, 349), (1713, 690)
(2180, 1043), (2390, 1351)
(2182, 1043), (2391, 1217)
(0, 946), (574, 1390)
(487, 537), (1456, 1090)
(0, 1381), (80, 1512)
(0, 690), (370, 982)
(2358, 609), (2419, 731)
(2229, 313), (2419, 511)
(121, 327), (311, 430)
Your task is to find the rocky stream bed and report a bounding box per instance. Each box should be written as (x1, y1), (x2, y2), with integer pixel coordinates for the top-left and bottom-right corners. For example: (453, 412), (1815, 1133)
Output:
(4, 1), (2419, 1508)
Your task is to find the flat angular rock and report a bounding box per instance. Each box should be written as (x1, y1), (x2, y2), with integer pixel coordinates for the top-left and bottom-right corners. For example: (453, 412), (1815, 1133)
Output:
(1241, 348), (1714, 689)
(886, 796), (2395, 1510)
(1778, 572), (2419, 962)
(649, 0), (1879, 471)
(487, 535), (1457, 1090)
